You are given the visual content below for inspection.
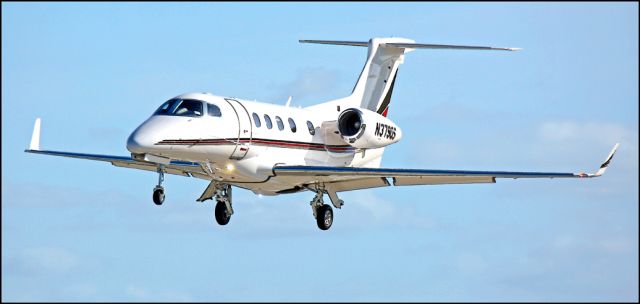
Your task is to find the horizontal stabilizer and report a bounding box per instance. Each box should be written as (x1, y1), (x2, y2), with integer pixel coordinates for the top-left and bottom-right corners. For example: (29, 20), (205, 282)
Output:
(299, 40), (368, 47)
(385, 42), (521, 51)
(299, 39), (520, 51)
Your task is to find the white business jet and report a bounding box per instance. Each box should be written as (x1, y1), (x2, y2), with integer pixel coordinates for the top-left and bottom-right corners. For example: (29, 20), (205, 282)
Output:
(25, 38), (619, 230)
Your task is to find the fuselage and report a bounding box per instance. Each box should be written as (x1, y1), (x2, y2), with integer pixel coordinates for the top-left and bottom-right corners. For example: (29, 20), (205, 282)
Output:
(126, 92), (386, 195)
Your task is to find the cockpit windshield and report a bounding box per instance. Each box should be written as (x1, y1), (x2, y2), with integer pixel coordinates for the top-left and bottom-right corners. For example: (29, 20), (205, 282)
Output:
(154, 99), (204, 117)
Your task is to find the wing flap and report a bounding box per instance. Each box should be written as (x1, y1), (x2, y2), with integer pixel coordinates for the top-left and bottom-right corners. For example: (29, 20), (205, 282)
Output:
(325, 177), (390, 192)
(393, 176), (496, 186)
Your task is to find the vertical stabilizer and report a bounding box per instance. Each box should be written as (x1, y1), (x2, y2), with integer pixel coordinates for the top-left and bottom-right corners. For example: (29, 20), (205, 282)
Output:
(301, 38), (518, 116)
(349, 38), (413, 116)
(302, 37), (414, 116)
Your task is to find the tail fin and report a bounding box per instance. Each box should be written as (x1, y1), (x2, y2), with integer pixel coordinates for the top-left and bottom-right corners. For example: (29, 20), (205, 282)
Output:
(301, 38), (519, 116)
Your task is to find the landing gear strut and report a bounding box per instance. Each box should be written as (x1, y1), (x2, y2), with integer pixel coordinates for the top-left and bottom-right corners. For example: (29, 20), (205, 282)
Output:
(152, 166), (165, 205)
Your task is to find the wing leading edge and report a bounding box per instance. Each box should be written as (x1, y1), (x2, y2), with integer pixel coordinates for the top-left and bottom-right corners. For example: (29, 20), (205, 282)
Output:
(273, 143), (619, 187)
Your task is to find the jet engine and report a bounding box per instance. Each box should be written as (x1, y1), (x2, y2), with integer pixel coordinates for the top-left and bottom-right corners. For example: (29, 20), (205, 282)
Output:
(337, 108), (402, 149)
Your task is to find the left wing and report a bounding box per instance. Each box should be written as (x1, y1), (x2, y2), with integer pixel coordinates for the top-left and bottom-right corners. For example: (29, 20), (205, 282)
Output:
(273, 143), (619, 189)
(24, 118), (208, 178)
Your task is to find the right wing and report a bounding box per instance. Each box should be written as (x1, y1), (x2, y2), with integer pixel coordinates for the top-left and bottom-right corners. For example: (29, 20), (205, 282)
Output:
(273, 143), (619, 191)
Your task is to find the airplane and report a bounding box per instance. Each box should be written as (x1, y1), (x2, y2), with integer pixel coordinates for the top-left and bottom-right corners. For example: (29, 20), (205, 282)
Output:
(25, 37), (619, 231)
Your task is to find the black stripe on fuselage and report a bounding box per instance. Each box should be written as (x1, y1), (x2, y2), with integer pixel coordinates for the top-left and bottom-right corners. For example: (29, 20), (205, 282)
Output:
(155, 138), (355, 152)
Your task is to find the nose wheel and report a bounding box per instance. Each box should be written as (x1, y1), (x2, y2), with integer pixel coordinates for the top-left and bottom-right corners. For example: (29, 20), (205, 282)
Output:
(152, 165), (165, 205)
(153, 186), (165, 205)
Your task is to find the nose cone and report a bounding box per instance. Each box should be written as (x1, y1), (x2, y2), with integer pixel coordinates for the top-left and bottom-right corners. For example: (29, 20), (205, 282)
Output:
(127, 118), (163, 154)
(127, 128), (153, 154)
(127, 116), (181, 154)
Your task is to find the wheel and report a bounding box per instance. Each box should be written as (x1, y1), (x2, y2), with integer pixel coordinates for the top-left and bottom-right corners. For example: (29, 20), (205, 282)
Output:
(215, 200), (231, 225)
(152, 187), (165, 205)
(316, 204), (333, 230)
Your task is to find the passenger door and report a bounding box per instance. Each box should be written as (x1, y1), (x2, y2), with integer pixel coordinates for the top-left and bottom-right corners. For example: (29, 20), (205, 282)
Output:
(224, 99), (252, 159)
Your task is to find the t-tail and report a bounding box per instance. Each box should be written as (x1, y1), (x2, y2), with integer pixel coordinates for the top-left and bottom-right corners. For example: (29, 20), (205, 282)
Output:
(302, 37), (520, 116)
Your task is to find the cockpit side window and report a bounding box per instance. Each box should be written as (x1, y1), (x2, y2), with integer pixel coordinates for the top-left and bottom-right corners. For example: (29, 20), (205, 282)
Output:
(154, 99), (204, 117)
(207, 103), (222, 117)
(154, 99), (179, 115)
(173, 99), (203, 117)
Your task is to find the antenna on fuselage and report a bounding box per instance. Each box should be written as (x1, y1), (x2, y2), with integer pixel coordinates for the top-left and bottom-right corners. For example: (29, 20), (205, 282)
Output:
(285, 96), (292, 107)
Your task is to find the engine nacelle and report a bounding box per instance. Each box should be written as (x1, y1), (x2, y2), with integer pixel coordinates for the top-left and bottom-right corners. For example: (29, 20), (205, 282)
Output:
(337, 108), (402, 149)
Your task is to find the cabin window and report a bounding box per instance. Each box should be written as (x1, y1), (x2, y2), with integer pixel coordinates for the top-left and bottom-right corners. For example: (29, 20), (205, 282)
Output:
(207, 104), (222, 117)
(288, 118), (297, 133)
(275, 116), (284, 131)
(307, 121), (315, 135)
(264, 114), (273, 129)
(252, 113), (261, 128)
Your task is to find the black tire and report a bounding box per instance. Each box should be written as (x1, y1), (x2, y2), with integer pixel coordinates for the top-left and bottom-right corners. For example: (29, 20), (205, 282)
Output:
(215, 200), (231, 225)
(316, 204), (333, 230)
(153, 188), (165, 205)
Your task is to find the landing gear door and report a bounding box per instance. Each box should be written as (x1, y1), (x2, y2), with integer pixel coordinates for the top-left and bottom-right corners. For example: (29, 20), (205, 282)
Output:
(224, 99), (252, 160)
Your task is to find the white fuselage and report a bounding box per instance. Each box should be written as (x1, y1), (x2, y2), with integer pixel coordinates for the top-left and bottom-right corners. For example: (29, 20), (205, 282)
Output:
(126, 93), (386, 195)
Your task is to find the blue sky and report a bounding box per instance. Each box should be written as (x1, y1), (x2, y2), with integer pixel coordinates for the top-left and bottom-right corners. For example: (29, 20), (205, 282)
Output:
(2, 2), (638, 301)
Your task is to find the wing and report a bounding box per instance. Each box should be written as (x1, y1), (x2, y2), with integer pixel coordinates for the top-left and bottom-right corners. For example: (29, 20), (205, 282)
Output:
(24, 118), (208, 179)
(273, 143), (619, 190)
(25, 149), (207, 178)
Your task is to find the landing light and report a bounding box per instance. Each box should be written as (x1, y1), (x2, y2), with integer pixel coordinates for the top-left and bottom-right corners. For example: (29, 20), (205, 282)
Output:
(226, 163), (235, 172)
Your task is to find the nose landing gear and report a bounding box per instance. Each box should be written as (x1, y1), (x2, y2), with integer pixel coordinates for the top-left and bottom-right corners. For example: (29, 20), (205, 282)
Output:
(152, 186), (165, 205)
(152, 166), (165, 205)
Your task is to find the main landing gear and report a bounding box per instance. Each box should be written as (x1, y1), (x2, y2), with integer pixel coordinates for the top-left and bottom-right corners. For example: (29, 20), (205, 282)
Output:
(150, 165), (233, 226)
(310, 187), (343, 231)
(213, 183), (233, 226)
(196, 180), (234, 226)
(152, 166), (165, 205)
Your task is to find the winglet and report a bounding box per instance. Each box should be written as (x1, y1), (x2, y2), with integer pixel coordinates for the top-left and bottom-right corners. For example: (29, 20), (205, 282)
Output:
(594, 143), (620, 176)
(29, 118), (41, 151)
